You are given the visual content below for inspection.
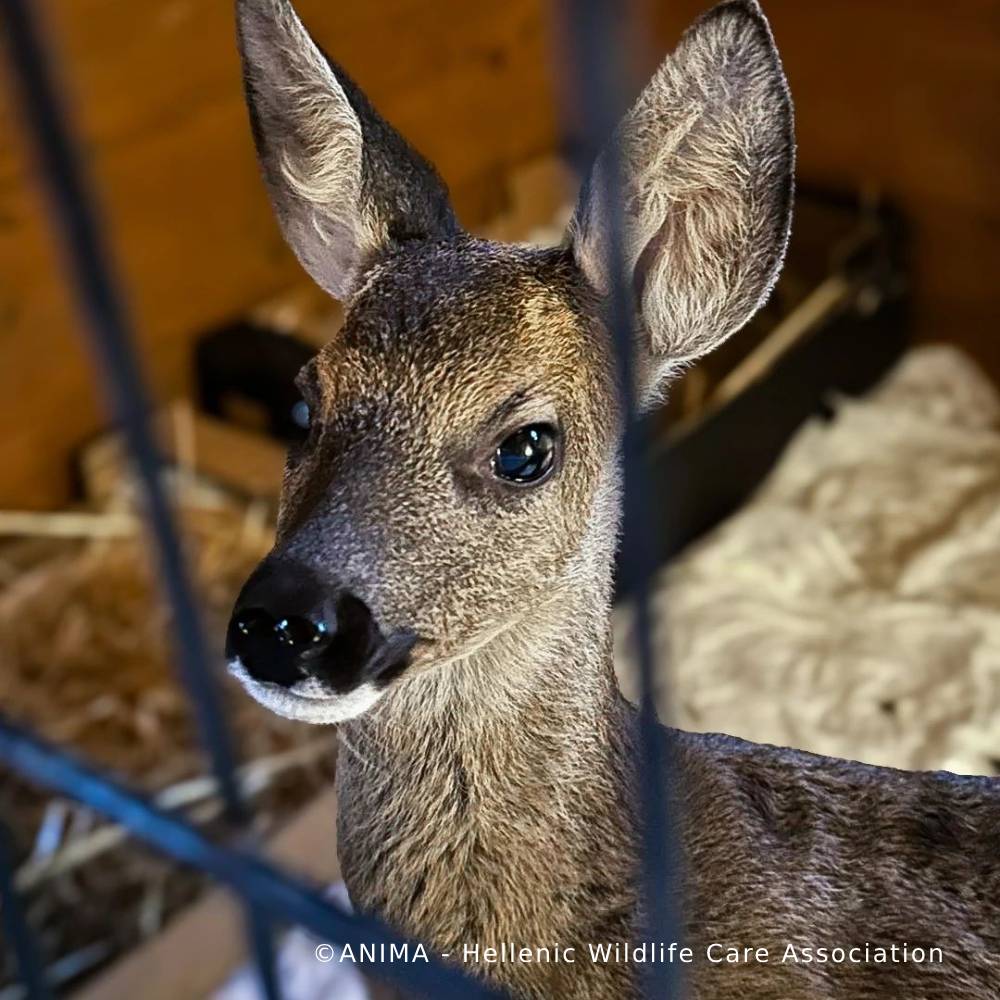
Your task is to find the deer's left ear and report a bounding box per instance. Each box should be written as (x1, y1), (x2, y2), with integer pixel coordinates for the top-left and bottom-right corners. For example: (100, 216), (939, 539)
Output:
(567, 0), (794, 402)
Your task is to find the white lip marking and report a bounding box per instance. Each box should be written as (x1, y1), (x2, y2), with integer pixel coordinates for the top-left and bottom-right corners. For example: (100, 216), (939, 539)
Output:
(227, 658), (383, 724)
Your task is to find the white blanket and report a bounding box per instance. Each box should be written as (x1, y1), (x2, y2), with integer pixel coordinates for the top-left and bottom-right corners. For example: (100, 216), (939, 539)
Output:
(616, 344), (1000, 775)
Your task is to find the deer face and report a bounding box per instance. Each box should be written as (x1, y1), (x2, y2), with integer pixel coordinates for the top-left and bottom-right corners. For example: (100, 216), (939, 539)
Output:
(227, 0), (793, 723)
(228, 238), (620, 721)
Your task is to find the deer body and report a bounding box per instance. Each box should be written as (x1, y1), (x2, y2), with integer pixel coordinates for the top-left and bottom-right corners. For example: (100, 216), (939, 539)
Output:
(228, 1), (1000, 997)
(336, 582), (1000, 1000)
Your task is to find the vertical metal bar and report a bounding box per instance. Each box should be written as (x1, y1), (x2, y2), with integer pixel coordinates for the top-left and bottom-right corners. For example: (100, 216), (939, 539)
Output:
(557, 2), (683, 998)
(0, 3), (279, 996)
(0, 819), (52, 1000)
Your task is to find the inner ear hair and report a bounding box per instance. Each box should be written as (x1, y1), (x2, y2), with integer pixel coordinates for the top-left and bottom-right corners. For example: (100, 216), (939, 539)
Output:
(236, 0), (458, 301)
(567, 0), (795, 400)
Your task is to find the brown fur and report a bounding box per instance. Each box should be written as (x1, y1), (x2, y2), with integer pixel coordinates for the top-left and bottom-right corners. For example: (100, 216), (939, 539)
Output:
(232, 1), (1000, 997)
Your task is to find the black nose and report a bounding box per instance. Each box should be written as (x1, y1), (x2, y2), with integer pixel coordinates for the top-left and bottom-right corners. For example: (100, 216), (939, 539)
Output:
(226, 558), (401, 690)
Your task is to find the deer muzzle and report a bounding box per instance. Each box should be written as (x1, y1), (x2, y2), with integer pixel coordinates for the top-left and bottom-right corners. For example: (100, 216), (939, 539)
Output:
(226, 556), (416, 698)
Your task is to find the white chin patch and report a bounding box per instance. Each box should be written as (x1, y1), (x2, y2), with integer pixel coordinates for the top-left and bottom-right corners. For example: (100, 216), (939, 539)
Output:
(227, 659), (383, 724)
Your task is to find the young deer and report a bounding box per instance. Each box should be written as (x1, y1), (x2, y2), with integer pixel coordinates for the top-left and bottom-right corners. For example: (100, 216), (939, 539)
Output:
(227, 1), (1000, 996)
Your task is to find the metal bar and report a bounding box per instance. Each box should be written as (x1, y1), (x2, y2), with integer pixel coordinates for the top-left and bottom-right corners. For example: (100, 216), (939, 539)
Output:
(0, 820), (52, 1000)
(0, 3), (279, 996)
(558, 2), (683, 997)
(0, 715), (507, 1000)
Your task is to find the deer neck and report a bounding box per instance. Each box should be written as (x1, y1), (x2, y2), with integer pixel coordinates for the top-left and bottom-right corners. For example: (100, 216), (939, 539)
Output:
(334, 568), (640, 963)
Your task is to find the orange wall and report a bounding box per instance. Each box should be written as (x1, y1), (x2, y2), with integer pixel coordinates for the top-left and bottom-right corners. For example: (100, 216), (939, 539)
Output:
(1, 1), (997, 508)
(0, 0), (558, 507)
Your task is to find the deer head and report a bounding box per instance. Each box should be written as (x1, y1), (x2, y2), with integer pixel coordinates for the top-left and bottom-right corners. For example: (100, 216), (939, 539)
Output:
(226, 0), (793, 724)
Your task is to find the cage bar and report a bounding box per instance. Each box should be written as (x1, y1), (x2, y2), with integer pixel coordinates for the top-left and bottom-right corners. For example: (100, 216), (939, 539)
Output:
(0, 818), (53, 1000)
(559, 2), (683, 997)
(0, 715), (505, 1000)
(0, 0), (277, 994)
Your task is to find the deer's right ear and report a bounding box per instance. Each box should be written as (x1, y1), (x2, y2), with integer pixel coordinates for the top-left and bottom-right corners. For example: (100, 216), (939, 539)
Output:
(236, 0), (459, 300)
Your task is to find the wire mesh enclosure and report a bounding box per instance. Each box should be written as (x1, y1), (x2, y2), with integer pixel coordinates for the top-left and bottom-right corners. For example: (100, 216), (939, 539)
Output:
(0, 1), (678, 997)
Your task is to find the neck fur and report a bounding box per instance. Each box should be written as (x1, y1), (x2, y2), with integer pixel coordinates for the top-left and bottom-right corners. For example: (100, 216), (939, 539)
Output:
(335, 561), (639, 981)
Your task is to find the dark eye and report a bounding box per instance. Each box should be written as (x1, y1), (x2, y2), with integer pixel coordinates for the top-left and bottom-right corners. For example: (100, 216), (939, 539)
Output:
(291, 399), (311, 432)
(492, 424), (558, 485)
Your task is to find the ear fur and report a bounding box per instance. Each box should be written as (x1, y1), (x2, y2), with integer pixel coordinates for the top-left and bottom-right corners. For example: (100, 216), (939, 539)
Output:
(567, 0), (795, 400)
(236, 0), (458, 300)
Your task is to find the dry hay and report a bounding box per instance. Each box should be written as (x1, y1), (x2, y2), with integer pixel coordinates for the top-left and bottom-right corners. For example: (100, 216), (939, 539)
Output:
(0, 495), (337, 996)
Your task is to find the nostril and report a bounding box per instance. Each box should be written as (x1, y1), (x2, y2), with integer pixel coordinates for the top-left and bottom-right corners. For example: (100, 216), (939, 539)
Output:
(273, 615), (329, 652)
(227, 559), (410, 696)
(228, 605), (332, 688)
(234, 607), (276, 641)
(233, 609), (328, 653)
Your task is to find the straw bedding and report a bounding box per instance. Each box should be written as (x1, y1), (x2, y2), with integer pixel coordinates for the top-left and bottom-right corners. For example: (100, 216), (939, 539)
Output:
(0, 500), (337, 994)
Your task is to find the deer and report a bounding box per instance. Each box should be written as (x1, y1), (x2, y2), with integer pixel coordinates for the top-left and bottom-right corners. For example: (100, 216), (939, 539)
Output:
(226, 0), (1000, 997)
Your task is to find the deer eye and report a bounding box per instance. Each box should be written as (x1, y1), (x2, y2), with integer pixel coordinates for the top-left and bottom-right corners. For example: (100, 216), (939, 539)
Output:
(291, 399), (311, 432)
(492, 424), (557, 485)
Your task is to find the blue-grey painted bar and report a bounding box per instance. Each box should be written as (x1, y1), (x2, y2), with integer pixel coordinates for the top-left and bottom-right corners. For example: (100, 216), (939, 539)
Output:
(0, 818), (53, 1000)
(557, 2), (684, 997)
(0, 715), (507, 1000)
(0, 1), (279, 994)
